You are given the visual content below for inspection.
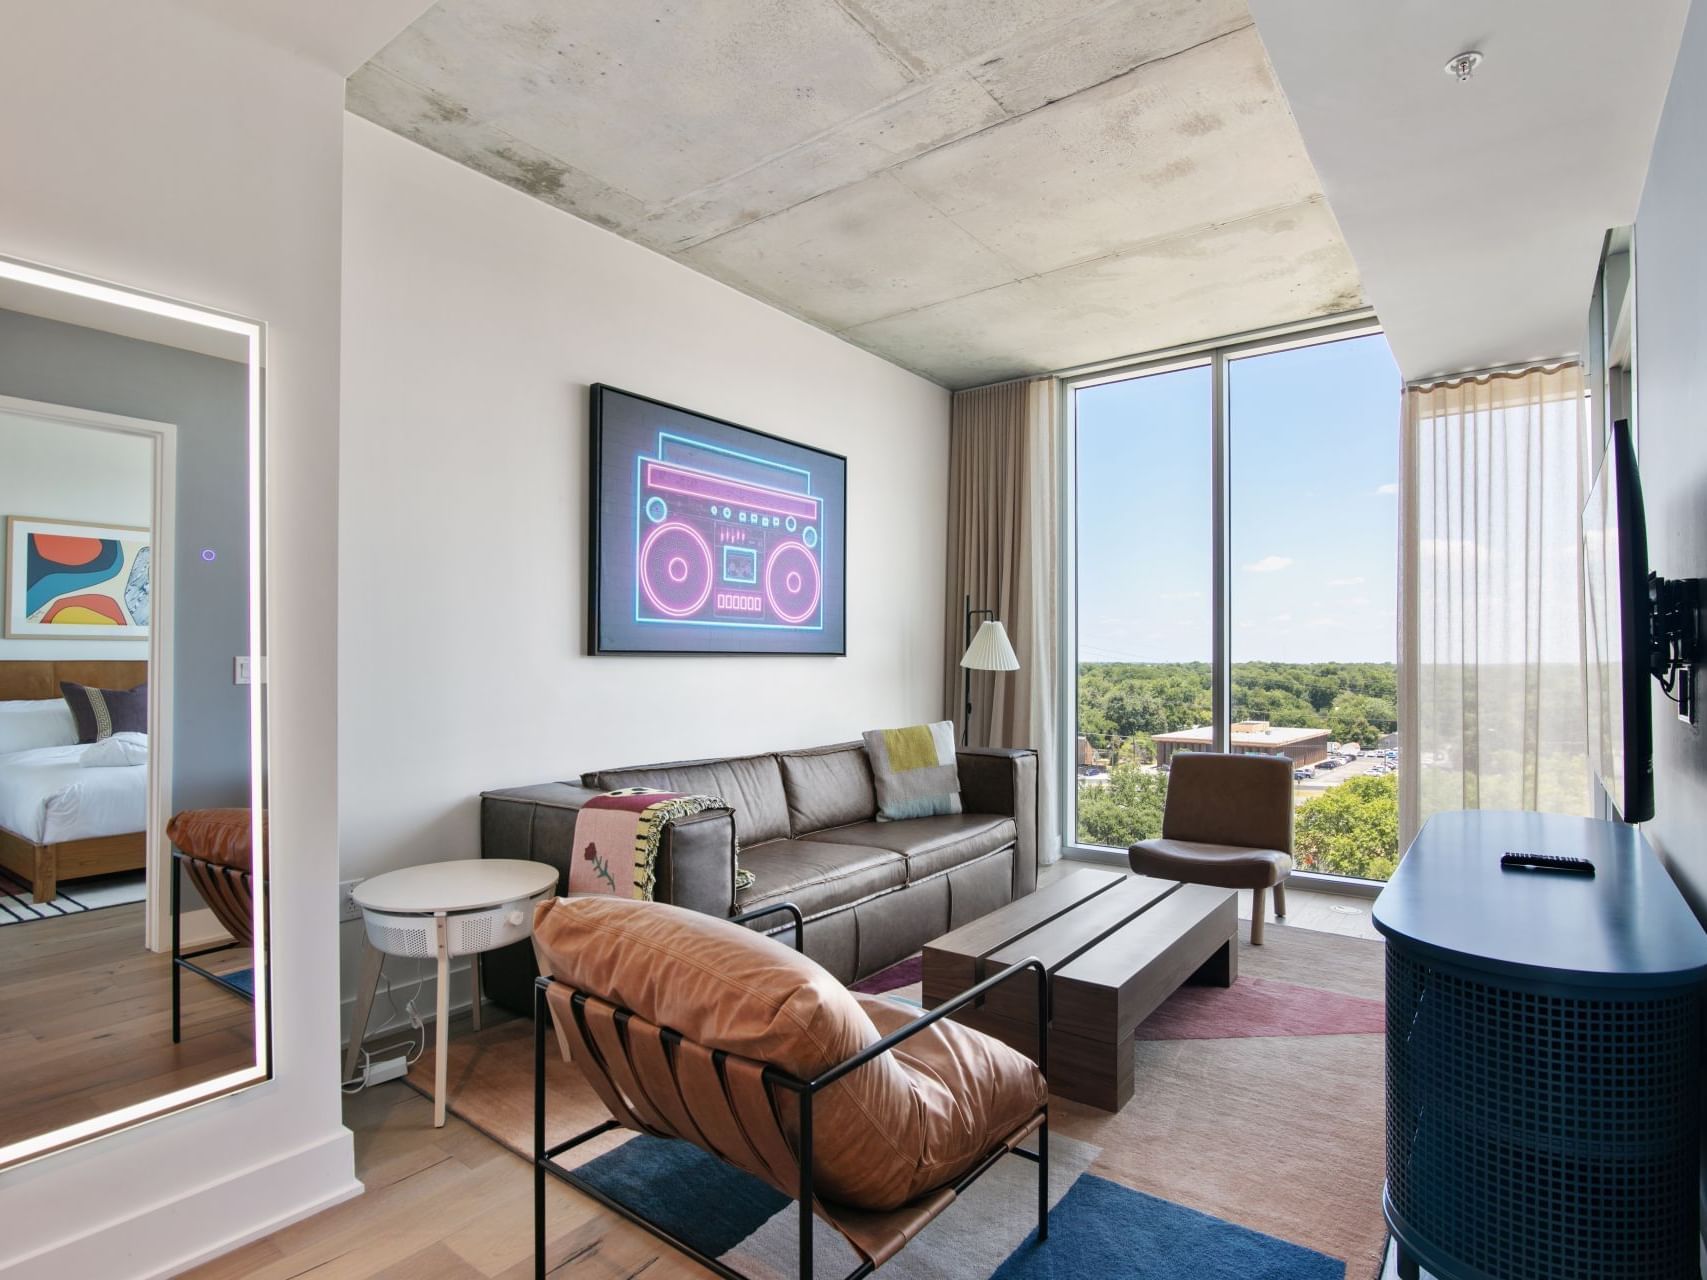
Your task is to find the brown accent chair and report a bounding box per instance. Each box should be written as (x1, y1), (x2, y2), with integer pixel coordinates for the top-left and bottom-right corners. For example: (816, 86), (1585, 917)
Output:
(1128, 752), (1294, 944)
(166, 807), (265, 1041)
(530, 895), (1051, 1280)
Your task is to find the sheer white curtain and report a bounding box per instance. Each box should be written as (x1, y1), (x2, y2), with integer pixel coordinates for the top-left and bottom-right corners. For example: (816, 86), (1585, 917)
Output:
(1399, 365), (1592, 847)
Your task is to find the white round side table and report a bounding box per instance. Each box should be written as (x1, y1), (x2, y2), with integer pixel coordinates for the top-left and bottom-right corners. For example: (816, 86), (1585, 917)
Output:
(343, 858), (558, 1126)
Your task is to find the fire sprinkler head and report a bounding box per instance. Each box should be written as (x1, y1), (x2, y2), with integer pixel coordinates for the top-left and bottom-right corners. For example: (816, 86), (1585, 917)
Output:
(1444, 50), (1483, 82)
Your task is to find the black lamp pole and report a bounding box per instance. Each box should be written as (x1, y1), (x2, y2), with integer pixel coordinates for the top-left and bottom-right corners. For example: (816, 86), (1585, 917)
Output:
(962, 593), (995, 747)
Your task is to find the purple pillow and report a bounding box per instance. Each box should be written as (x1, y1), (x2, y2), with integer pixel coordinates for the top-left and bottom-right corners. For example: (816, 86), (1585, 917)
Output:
(60, 682), (148, 744)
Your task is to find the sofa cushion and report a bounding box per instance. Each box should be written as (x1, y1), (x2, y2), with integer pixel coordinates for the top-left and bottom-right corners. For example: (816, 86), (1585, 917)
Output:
(778, 742), (877, 836)
(863, 721), (962, 821)
(736, 838), (906, 918)
(822, 815), (1016, 882)
(583, 752), (790, 846)
(533, 895), (1046, 1210)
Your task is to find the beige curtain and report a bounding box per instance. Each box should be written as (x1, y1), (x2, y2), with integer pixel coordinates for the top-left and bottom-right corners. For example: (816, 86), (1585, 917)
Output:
(1399, 364), (1591, 848)
(944, 377), (1061, 864)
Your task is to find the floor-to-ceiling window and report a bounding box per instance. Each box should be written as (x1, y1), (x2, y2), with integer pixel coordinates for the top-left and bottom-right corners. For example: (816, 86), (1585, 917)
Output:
(1068, 323), (1404, 882)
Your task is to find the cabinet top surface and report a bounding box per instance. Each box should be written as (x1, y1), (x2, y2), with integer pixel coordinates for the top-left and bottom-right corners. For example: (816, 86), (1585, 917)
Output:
(1373, 811), (1707, 985)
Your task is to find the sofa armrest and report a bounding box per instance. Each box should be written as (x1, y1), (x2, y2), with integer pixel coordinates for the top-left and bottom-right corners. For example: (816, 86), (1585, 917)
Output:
(956, 748), (1039, 897)
(480, 783), (739, 1017)
(481, 782), (738, 916)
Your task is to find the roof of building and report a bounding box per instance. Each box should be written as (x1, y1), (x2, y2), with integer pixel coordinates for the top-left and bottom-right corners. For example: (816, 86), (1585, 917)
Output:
(1152, 721), (1332, 747)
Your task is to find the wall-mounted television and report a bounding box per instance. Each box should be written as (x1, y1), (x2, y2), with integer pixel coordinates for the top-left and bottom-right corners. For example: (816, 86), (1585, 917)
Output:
(1583, 419), (1654, 822)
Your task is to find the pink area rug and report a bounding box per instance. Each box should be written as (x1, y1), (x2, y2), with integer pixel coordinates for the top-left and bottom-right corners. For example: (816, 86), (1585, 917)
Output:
(852, 954), (1385, 1041)
(852, 953), (921, 994)
(1133, 976), (1385, 1041)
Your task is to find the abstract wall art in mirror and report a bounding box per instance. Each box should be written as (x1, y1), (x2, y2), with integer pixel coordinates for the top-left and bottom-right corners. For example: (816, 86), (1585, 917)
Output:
(5, 515), (152, 638)
(588, 384), (848, 655)
(0, 254), (268, 1170)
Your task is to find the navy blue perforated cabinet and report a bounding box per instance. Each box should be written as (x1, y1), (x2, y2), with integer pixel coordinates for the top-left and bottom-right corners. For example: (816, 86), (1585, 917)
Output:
(1374, 812), (1707, 1280)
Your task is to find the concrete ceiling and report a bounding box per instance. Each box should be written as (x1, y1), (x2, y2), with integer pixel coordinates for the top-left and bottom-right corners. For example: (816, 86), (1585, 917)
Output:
(1248, 0), (1691, 383)
(348, 0), (1366, 388)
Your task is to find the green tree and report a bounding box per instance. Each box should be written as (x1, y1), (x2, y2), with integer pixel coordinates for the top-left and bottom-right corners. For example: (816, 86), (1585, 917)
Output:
(1327, 692), (1396, 748)
(1076, 764), (1169, 847)
(1294, 773), (1399, 879)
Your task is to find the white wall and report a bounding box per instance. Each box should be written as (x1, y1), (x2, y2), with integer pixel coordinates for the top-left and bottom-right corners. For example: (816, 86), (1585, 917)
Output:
(1636, 0), (1707, 920)
(0, 408), (152, 660)
(0, 3), (355, 1275)
(338, 116), (950, 1027)
(1633, 0), (1707, 1257)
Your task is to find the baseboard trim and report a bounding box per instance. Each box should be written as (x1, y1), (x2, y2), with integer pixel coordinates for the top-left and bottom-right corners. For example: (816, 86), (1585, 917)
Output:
(0, 1128), (359, 1280)
(177, 907), (233, 951)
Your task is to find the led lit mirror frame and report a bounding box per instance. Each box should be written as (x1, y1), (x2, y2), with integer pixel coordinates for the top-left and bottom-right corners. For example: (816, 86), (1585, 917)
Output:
(0, 254), (269, 1169)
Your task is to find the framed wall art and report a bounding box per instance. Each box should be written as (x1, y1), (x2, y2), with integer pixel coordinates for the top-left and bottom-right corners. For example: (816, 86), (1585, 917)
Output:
(5, 516), (151, 639)
(588, 385), (846, 656)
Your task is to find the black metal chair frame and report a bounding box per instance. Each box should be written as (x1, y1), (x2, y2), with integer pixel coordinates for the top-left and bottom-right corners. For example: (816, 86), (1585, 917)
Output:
(170, 848), (255, 1043)
(533, 901), (1051, 1280)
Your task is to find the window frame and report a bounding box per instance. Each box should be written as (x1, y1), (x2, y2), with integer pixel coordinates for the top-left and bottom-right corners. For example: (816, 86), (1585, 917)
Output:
(1057, 311), (1390, 894)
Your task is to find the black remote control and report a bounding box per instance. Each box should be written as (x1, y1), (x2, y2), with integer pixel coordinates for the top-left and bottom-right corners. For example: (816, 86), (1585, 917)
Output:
(1500, 851), (1595, 875)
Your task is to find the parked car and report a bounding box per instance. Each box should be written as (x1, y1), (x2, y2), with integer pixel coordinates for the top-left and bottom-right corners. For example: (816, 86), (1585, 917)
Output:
(1294, 765), (1316, 780)
(1318, 758), (1338, 770)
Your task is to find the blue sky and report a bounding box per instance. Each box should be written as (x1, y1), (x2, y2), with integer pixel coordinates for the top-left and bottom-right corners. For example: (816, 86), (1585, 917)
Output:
(1076, 333), (1402, 664)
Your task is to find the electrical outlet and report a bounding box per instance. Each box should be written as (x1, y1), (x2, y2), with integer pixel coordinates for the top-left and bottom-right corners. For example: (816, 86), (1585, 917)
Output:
(338, 878), (364, 923)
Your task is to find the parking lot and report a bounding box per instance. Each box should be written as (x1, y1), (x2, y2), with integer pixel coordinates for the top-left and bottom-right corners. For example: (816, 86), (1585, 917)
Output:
(1293, 749), (1398, 802)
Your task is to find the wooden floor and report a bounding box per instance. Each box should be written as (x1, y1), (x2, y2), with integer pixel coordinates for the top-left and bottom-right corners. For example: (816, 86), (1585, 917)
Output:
(0, 901), (256, 1151)
(182, 1082), (710, 1280)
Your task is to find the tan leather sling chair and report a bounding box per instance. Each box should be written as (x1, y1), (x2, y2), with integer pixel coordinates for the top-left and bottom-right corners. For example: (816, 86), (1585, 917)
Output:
(531, 894), (1052, 1280)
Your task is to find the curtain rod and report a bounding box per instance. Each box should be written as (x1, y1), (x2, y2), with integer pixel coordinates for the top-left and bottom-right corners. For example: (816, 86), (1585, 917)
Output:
(1406, 356), (1577, 391)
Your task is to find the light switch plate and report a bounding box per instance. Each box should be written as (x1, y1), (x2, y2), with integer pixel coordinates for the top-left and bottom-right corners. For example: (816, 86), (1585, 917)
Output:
(234, 656), (268, 685)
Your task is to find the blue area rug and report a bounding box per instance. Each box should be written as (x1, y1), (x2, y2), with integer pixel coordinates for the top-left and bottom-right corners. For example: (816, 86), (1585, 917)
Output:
(572, 1133), (1342, 1279)
(577, 1135), (788, 1256)
(991, 1174), (1344, 1280)
(223, 967), (255, 998)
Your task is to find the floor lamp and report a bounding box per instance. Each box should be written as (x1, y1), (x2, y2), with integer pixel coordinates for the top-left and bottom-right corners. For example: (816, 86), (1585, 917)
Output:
(961, 594), (1021, 746)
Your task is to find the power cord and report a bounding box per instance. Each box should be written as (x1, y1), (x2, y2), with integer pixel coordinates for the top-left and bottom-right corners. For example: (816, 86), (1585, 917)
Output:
(341, 958), (430, 1092)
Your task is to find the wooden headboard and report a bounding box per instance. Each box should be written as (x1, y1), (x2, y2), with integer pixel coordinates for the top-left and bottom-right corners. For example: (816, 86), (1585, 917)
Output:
(0, 660), (147, 701)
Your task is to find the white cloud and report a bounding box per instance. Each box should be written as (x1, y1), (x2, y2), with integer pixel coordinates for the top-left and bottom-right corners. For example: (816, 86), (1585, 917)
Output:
(1327, 576), (1365, 587)
(1375, 482), (1398, 496)
(1243, 555), (1293, 573)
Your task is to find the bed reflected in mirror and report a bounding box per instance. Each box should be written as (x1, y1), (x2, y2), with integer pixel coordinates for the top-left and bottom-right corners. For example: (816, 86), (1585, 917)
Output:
(0, 258), (267, 1167)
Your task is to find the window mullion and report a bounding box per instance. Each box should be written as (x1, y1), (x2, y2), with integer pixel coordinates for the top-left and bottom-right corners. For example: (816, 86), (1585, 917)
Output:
(1211, 347), (1230, 753)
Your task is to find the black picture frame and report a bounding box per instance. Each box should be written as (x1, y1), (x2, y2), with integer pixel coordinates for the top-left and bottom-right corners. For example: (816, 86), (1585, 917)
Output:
(588, 384), (848, 656)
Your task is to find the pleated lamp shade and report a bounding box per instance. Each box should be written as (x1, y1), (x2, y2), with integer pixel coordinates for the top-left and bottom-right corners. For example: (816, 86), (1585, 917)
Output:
(960, 619), (1020, 672)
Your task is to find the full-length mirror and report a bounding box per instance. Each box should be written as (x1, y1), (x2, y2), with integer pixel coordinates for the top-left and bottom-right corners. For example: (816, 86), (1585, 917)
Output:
(0, 257), (267, 1167)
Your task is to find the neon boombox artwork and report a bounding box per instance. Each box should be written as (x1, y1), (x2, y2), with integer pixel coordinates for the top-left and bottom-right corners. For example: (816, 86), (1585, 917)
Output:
(634, 432), (824, 631)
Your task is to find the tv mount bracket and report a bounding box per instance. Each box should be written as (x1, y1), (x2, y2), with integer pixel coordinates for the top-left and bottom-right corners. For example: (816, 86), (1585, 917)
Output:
(1649, 573), (1704, 724)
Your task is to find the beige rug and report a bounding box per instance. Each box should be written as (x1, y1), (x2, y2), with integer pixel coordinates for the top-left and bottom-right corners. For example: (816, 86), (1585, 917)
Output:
(407, 923), (1389, 1277)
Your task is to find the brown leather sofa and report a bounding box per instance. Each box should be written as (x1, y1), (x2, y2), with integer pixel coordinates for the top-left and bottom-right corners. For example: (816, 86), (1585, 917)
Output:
(481, 741), (1038, 1012)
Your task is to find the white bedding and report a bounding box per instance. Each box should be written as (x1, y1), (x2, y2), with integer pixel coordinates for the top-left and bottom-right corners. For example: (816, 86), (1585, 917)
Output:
(0, 743), (147, 845)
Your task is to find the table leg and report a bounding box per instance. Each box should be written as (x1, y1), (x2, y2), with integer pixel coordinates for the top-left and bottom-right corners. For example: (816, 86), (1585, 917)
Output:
(343, 939), (384, 1086)
(1050, 1029), (1134, 1112)
(471, 951), (482, 1033)
(434, 912), (449, 1128)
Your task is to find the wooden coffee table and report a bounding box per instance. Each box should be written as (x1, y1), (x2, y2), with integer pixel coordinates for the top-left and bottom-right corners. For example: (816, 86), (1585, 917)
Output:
(922, 868), (1237, 1111)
